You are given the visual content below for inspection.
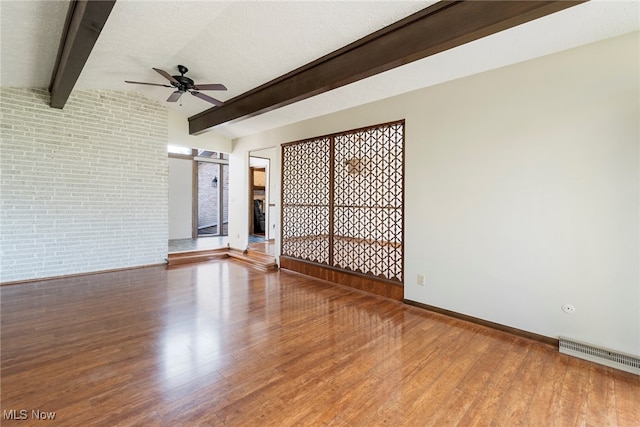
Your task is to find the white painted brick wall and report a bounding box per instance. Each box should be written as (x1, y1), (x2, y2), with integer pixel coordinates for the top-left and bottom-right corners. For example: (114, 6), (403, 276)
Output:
(0, 88), (168, 282)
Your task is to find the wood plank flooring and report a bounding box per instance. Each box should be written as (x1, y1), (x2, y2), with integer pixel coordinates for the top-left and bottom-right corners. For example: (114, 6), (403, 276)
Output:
(1, 261), (638, 426)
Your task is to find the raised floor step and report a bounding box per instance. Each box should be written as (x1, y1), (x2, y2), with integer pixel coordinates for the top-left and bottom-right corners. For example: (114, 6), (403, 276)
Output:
(167, 249), (229, 266)
(227, 249), (278, 271)
(167, 248), (277, 271)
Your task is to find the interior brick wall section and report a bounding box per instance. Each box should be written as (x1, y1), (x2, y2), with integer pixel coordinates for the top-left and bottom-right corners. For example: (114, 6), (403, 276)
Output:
(198, 162), (221, 227)
(0, 88), (168, 282)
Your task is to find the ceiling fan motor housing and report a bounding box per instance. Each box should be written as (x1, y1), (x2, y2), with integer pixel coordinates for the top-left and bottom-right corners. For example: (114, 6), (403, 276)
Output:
(172, 65), (193, 91)
(172, 75), (194, 91)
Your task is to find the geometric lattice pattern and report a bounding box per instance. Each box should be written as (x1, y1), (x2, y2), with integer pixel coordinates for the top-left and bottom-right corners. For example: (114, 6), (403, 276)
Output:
(281, 137), (331, 264)
(333, 122), (404, 282)
(282, 121), (404, 282)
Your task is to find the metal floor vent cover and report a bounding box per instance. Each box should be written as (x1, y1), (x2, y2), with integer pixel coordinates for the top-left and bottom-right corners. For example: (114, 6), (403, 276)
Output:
(559, 337), (640, 376)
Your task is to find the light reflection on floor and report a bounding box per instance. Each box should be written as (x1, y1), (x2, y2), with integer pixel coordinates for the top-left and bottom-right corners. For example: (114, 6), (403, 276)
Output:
(161, 262), (231, 388)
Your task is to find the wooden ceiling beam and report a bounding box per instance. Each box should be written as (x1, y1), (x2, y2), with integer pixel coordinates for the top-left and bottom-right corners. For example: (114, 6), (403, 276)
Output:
(188, 0), (585, 135)
(49, 0), (116, 109)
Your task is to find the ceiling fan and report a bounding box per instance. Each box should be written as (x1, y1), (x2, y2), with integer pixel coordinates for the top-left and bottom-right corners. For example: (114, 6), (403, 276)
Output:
(125, 65), (227, 106)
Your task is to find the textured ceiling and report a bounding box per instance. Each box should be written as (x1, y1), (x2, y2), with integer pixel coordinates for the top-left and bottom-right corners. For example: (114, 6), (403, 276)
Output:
(1, 1), (638, 140)
(0, 0), (69, 88)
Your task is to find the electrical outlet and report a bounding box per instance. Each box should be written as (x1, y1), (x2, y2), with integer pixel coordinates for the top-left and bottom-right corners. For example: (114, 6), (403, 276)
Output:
(417, 274), (425, 286)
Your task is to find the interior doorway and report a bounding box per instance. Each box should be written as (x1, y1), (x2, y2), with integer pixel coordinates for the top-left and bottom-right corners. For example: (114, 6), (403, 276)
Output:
(196, 151), (229, 238)
(249, 152), (275, 255)
(168, 147), (229, 254)
(249, 161), (268, 240)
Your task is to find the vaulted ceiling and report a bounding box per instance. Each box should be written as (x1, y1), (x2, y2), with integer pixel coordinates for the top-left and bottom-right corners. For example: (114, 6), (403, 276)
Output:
(1, 1), (638, 140)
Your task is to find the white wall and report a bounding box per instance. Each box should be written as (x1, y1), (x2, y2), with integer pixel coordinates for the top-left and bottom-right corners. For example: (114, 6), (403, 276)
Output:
(229, 32), (640, 356)
(168, 157), (193, 239)
(0, 88), (169, 282)
(168, 109), (232, 153)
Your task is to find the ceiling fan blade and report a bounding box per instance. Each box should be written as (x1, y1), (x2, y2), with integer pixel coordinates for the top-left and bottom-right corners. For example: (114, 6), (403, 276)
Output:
(191, 91), (223, 106)
(193, 84), (227, 91)
(125, 80), (172, 88)
(153, 68), (179, 85)
(167, 91), (183, 102)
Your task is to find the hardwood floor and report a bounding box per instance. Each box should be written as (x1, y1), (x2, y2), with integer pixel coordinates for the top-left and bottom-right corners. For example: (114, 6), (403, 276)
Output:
(1, 261), (638, 426)
(248, 239), (276, 256)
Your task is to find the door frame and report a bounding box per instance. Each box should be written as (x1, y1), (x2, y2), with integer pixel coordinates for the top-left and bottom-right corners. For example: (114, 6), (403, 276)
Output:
(248, 156), (270, 239)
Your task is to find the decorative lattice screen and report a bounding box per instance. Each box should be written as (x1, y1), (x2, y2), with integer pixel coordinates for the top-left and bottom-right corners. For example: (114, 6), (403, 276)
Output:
(282, 121), (404, 282)
(281, 137), (331, 265)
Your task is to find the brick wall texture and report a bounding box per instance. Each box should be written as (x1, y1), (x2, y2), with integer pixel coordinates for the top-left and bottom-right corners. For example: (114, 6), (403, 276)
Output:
(197, 162), (229, 228)
(0, 88), (168, 282)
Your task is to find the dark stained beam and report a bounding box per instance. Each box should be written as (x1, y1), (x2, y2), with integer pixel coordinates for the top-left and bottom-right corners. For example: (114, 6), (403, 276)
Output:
(49, 0), (116, 109)
(189, 0), (586, 135)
